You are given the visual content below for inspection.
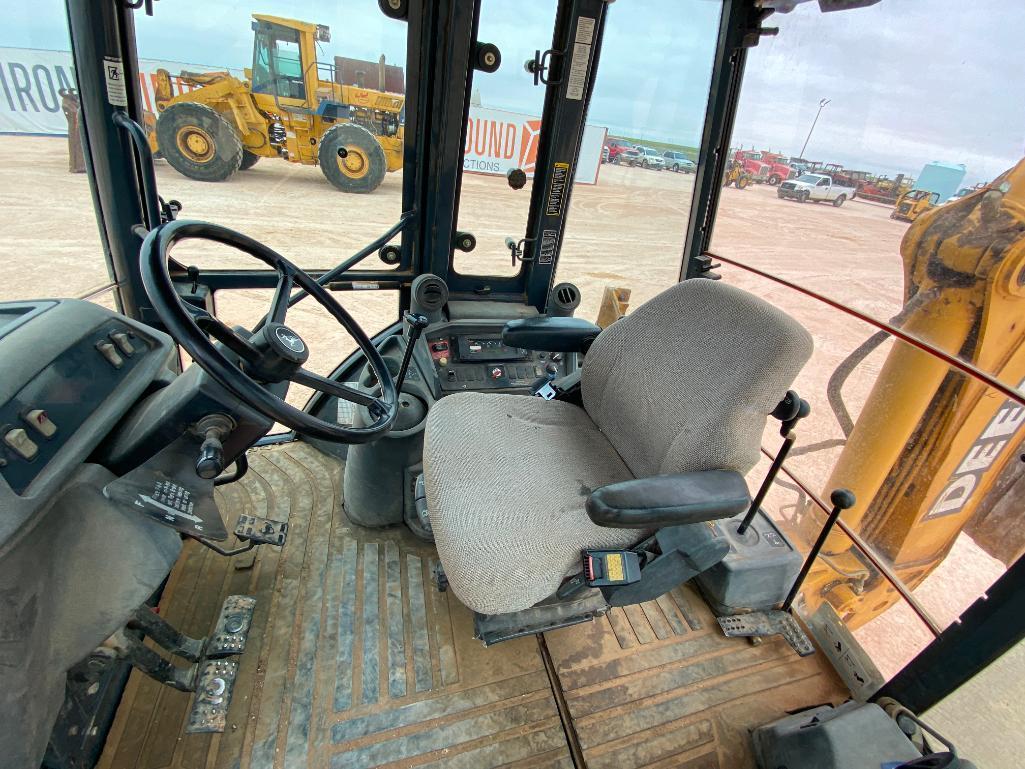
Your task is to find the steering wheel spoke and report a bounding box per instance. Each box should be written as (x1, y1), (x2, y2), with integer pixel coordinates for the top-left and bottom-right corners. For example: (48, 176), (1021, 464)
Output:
(269, 270), (294, 324)
(291, 367), (388, 415)
(190, 308), (262, 363)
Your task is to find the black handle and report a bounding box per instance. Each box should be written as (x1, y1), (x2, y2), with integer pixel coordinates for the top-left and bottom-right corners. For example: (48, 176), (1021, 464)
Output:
(195, 434), (225, 480)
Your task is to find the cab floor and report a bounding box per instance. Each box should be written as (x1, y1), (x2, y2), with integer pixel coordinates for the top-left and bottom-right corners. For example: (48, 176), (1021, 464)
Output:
(97, 442), (845, 769)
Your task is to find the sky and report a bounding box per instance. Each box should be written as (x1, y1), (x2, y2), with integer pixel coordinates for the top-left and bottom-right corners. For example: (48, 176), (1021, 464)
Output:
(6, 0), (1024, 184)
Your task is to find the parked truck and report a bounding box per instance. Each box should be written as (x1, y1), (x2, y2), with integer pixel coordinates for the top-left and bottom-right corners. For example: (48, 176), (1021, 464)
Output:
(777, 173), (856, 206)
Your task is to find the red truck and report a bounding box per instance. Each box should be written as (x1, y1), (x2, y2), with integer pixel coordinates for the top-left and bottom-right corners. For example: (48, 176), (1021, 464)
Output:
(604, 138), (636, 164)
(733, 150), (795, 185)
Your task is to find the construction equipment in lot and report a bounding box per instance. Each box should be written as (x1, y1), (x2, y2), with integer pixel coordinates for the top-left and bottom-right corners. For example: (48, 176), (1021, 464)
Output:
(891, 188), (940, 222)
(723, 158), (752, 188)
(148, 14), (404, 193)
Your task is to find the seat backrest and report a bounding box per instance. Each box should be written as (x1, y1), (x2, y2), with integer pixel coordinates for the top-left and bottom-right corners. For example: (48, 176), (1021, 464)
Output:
(581, 279), (813, 479)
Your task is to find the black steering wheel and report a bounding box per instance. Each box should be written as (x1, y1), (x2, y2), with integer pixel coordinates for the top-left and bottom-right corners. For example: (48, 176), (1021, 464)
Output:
(140, 219), (398, 443)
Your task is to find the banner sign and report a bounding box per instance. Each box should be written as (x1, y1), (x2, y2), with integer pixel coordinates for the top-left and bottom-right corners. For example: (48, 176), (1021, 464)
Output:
(463, 105), (606, 185)
(1, 48), (608, 184)
(0, 47), (242, 135)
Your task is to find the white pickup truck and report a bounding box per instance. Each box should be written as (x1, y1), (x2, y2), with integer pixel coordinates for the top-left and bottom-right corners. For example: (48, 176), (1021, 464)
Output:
(777, 173), (857, 206)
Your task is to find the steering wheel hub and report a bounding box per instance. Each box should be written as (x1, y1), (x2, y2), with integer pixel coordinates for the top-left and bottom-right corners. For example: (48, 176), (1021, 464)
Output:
(242, 322), (310, 382)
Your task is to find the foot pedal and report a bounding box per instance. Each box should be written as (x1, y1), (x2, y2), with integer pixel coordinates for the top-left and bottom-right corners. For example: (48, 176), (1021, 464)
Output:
(185, 659), (238, 734)
(718, 610), (815, 657)
(235, 514), (288, 546)
(205, 595), (256, 658)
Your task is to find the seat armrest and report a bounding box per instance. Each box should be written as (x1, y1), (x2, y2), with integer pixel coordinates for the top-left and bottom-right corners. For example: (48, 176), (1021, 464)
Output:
(502, 316), (602, 353)
(585, 470), (751, 529)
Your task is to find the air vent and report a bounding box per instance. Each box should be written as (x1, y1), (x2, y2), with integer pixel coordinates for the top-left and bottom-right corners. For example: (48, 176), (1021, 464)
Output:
(410, 274), (449, 319)
(549, 282), (581, 317)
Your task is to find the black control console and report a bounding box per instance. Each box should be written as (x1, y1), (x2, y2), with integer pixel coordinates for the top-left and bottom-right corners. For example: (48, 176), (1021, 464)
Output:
(425, 323), (566, 393)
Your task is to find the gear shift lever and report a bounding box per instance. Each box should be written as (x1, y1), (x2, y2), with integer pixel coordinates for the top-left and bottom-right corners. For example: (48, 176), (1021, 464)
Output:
(395, 311), (428, 393)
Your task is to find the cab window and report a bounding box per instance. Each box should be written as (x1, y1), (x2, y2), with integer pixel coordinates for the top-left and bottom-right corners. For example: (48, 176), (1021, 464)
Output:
(251, 23), (305, 98)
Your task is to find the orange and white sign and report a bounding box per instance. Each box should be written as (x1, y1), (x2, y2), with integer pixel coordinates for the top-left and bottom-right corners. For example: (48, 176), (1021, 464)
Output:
(463, 105), (607, 185)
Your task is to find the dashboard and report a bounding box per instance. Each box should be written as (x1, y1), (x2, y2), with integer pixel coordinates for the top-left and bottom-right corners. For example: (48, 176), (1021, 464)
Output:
(422, 321), (568, 393)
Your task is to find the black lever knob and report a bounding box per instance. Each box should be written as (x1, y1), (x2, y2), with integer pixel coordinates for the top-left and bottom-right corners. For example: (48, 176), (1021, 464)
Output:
(404, 311), (429, 331)
(196, 434), (225, 480)
(194, 414), (234, 480)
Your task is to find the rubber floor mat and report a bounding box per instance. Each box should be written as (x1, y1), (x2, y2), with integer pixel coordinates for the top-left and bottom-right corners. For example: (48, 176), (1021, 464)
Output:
(542, 586), (847, 768)
(97, 441), (572, 769)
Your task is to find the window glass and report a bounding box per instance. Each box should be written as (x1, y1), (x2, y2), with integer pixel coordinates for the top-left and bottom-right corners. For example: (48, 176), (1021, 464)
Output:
(134, 1), (409, 270)
(710, 1), (1025, 389)
(451, 0), (558, 277)
(555, 0), (722, 323)
(707, 0), (1025, 731)
(0, 2), (114, 305)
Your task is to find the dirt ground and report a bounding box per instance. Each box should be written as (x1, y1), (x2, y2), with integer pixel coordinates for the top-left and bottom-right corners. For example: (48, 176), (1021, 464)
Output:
(0, 135), (1007, 681)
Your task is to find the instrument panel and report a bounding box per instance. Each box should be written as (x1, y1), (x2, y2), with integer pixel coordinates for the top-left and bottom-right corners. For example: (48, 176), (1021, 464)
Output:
(424, 324), (566, 393)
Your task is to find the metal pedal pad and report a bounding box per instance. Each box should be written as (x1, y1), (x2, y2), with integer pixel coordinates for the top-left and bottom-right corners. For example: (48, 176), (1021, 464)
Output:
(718, 610), (816, 657)
(235, 514), (288, 546)
(185, 658), (238, 733)
(205, 595), (256, 658)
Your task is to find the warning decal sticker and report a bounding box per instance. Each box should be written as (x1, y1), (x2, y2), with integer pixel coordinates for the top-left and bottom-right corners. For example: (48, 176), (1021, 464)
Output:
(103, 56), (128, 107)
(566, 16), (595, 100)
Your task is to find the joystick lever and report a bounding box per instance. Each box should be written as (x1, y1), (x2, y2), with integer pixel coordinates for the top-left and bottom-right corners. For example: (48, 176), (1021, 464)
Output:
(395, 312), (428, 393)
(194, 414), (235, 480)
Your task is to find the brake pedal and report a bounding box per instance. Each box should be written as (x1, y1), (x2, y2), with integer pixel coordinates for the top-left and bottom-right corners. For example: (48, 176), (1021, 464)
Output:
(235, 514), (288, 546)
(718, 610), (815, 657)
(185, 659), (238, 733)
(205, 595), (256, 658)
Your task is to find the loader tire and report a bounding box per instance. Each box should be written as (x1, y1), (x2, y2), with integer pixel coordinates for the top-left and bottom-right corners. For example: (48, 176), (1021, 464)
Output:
(239, 149), (260, 170)
(319, 123), (387, 193)
(156, 102), (242, 182)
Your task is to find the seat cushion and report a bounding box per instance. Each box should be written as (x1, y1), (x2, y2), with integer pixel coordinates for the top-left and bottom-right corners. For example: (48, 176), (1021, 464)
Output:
(423, 392), (639, 615)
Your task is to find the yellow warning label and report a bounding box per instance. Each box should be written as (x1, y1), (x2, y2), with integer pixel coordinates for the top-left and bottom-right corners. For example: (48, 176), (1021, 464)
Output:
(605, 553), (624, 581)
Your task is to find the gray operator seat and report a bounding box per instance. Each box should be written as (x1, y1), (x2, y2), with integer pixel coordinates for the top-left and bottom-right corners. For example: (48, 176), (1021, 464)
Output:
(422, 278), (813, 615)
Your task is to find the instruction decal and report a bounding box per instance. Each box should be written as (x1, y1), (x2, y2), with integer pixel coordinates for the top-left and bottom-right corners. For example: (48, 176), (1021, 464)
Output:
(103, 56), (128, 107)
(539, 228), (558, 264)
(566, 16), (595, 100)
(545, 162), (570, 217)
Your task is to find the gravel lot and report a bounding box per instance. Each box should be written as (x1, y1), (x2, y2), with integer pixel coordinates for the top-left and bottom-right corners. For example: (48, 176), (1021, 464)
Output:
(0, 134), (1006, 682)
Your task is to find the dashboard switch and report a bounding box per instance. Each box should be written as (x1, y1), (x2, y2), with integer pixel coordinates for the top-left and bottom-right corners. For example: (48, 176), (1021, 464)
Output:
(490, 366), (504, 380)
(24, 409), (57, 438)
(96, 341), (124, 369)
(4, 428), (38, 460)
(110, 331), (135, 356)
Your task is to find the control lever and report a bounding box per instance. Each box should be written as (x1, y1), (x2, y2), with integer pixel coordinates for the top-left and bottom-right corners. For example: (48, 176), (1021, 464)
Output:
(395, 312), (428, 393)
(194, 414), (235, 480)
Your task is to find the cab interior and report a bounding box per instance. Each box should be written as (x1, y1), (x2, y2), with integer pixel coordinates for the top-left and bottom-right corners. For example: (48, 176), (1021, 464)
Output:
(1, 1), (1021, 768)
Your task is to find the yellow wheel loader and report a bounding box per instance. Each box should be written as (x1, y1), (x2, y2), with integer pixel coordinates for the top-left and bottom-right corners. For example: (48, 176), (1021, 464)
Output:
(148, 15), (404, 193)
(723, 158), (751, 189)
(891, 188), (940, 222)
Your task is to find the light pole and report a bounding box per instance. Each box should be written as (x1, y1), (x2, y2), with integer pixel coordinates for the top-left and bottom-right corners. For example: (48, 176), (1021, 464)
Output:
(799, 98), (830, 159)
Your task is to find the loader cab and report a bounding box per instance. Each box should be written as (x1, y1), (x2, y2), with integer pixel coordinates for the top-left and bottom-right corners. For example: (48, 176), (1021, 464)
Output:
(2, 1), (1025, 768)
(250, 19), (308, 100)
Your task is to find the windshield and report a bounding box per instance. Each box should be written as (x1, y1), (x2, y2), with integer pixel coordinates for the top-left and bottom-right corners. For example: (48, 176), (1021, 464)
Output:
(795, 174), (824, 183)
